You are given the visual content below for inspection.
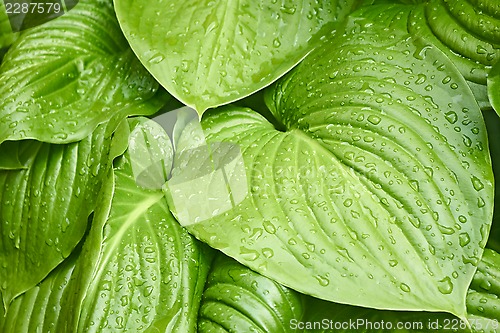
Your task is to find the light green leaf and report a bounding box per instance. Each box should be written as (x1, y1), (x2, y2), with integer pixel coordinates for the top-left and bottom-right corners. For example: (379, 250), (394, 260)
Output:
(0, 120), (124, 308)
(114, 0), (361, 114)
(299, 248), (500, 332)
(169, 17), (493, 319)
(60, 118), (213, 332)
(0, 0), (169, 145)
(198, 253), (305, 333)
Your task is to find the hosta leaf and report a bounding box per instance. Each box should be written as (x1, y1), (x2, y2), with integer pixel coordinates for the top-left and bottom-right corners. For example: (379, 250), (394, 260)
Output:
(355, 0), (500, 109)
(198, 254), (305, 333)
(0, 0), (168, 145)
(467, 248), (500, 327)
(0, 120), (123, 308)
(299, 248), (500, 333)
(168, 17), (494, 319)
(114, 0), (361, 115)
(0, 251), (79, 333)
(301, 297), (463, 333)
(60, 118), (213, 332)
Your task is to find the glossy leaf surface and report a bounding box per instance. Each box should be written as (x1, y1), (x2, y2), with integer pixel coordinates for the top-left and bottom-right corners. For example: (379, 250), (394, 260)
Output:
(114, 0), (360, 114)
(59, 118), (213, 333)
(0, 121), (119, 308)
(168, 17), (494, 318)
(0, 0), (168, 145)
(198, 254), (305, 333)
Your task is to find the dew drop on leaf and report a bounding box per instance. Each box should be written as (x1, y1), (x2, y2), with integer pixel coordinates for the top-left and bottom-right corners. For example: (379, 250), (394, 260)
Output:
(400, 283), (411, 293)
(389, 259), (398, 267)
(263, 220), (276, 234)
(262, 248), (274, 258)
(459, 232), (471, 247)
(437, 276), (454, 294)
(367, 115), (381, 125)
(444, 111), (458, 124)
(471, 176), (484, 191)
(315, 274), (330, 287)
(239, 246), (260, 261)
(148, 53), (165, 64)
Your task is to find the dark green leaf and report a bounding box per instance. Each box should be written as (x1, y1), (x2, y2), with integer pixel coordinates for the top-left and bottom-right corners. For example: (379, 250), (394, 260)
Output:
(0, 120), (123, 308)
(0, 141), (30, 170)
(0, 250), (79, 333)
(0, 0), (169, 145)
(114, 0), (361, 114)
(488, 60), (500, 115)
(198, 253), (305, 333)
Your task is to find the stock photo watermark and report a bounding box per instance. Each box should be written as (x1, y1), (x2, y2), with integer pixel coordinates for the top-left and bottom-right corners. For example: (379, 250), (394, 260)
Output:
(290, 317), (499, 331)
(129, 107), (249, 226)
(2, 0), (78, 32)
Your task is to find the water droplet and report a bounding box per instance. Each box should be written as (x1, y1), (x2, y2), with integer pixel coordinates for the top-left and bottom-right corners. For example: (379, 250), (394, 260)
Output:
(367, 115), (381, 125)
(262, 248), (274, 258)
(144, 247), (155, 254)
(148, 53), (165, 64)
(263, 220), (276, 234)
(343, 199), (353, 207)
(459, 233), (470, 247)
(463, 135), (472, 147)
(120, 295), (128, 307)
(445, 111), (458, 124)
(437, 276), (453, 294)
(409, 180), (419, 192)
(438, 224), (455, 235)
(144, 285), (154, 296)
(442, 76), (452, 84)
(315, 275), (330, 286)
(273, 38), (281, 48)
(400, 283), (411, 292)
(462, 254), (479, 266)
(337, 248), (354, 262)
(471, 176), (484, 191)
(115, 316), (124, 329)
(240, 247), (259, 261)
(389, 259), (398, 267)
(415, 73), (427, 84)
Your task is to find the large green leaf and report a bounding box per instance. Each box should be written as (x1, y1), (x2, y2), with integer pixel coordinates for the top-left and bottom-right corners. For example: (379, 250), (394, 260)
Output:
(114, 0), (361, 114)
(167, 17), (494, 319)
(198, 253), (305, 333)
(467, 248), (500, 327)
(0, 0), (168, 145)
(59, 118), (213, 332)
(0, 119), (124, 308)
(299, 248), (500, 333)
